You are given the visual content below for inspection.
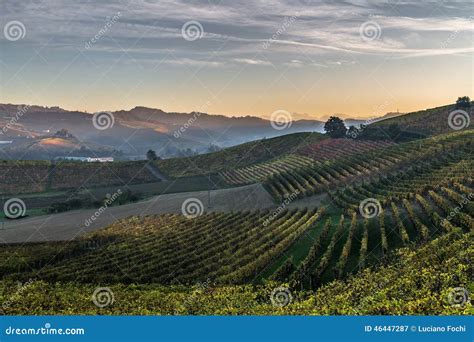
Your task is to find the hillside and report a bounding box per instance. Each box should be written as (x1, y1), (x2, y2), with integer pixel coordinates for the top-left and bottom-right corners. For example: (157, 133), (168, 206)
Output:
(0, 231), (470, 315)
(0, 104), (472, 317)
(0, 103), (324, 159)
(155, 132), (326, 177)
(0, 159), (157, 194)
(369, 103), (472, 137)
(264, 130), (472, 200)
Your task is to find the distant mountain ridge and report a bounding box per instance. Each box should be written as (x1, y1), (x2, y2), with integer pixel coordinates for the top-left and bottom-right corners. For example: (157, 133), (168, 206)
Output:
(0, 103), (325, 160)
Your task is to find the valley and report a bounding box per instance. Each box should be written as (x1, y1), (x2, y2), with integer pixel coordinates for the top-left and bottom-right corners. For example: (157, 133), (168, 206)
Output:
(0, 101), (472, 316)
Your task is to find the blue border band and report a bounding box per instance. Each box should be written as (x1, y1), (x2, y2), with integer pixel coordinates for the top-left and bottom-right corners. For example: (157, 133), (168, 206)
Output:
(0, 316), (472, 342)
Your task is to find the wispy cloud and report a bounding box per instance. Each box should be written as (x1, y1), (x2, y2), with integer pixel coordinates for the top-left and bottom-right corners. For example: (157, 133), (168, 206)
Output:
(2, 0), (473, 65)
(233, 58), (272, 66)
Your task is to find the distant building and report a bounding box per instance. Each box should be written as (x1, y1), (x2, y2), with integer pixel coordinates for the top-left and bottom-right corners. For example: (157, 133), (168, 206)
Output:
(87, 157), (114, 162)
(55, 156), (114, 162)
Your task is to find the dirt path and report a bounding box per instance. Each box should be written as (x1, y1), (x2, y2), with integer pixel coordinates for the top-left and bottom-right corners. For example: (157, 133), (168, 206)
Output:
(0, 183), (275, 244)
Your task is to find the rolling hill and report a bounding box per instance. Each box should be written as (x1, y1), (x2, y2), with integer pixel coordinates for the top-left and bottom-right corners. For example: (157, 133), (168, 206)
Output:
(0, 103), (325, 160)
(0, 101), (472, 316)
(1, 231), (470, 315)
(368, 102), (473, 137)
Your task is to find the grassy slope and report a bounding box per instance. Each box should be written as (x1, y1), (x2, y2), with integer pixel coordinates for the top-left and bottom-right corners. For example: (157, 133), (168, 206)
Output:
(370, 103), (473, 136)
(155, 132), (325, 177)
(0, 232), (470, 315)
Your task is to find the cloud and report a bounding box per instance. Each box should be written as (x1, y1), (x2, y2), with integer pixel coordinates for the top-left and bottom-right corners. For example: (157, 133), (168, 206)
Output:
(1, 0), (473, 66)
(233, 58), (272, 66)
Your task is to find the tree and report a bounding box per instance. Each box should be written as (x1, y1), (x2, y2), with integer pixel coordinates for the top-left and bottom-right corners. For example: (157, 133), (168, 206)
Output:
(387, 123), (401, 138)
(207, 144), (221, 153)
(324, 116), (347, 138)
(55, 128), (72, 138)
(455, 96), (471, 109)
(346, 125), (359, 139)
(146, 149), (157, 161)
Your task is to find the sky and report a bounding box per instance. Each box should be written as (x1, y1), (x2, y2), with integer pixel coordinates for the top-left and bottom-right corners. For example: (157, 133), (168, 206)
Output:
(0, 0), (473, 120)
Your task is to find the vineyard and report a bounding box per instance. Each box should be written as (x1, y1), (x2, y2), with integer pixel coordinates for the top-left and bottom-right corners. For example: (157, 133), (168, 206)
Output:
(155, 132), (325, 178)
(49, 160), (157, 190)
(0, 208), (326, 285)
(220, 155), (314, 185)
(264, 130), (473, 201)
(219, 139), (393, 186)
(0, 160), (158, 194)
(296, 138), (394, 162)
(371, 103), (473, 136)
(1, 166), (472, 290)
(0, 231), (471, 315)
(0, 160), (50, 194)
(0, 118), (472, 316)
